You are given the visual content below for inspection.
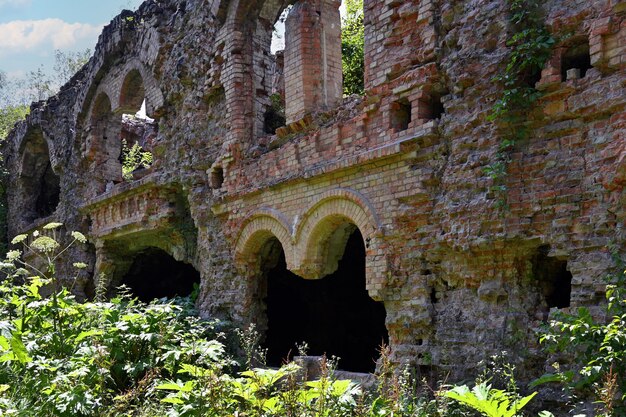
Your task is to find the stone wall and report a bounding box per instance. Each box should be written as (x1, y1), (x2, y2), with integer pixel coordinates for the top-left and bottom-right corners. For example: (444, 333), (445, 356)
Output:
(2, 0), (625, 392)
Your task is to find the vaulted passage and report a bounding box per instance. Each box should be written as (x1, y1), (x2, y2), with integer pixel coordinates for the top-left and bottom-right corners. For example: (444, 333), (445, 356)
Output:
(19, 128), (61, 223)
(35, 162), (60, 218)
(121, 248), (200, 302)
(264, 229), (388, 373)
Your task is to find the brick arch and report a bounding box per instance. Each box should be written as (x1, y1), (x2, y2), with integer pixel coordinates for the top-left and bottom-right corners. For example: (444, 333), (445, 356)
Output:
(293, 189), (386, 299)
(81, 59), (164, 191)
(85, 92), (122, 185)
(235, 209), (295, 272)
(119, 69), (145, 113)
(17, 125), (54, 176)
(84, 59), (164, 120)
(218, 0), (296, 143)
(115, 60), (164, 116)
(228, 0), (294, 27)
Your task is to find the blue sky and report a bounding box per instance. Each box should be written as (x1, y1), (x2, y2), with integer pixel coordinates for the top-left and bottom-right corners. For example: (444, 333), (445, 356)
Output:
(0, 0), (143, 78)
(1, 0), (347, 79)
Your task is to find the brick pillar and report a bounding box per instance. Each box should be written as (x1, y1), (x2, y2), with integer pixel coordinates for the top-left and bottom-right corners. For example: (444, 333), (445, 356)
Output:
(284, 0), (342, 124)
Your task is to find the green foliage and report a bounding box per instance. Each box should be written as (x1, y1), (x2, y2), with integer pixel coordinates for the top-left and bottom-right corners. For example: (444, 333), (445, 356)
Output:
(0, 224), (227, 416)
(0, 225), (572, 417)
(538, 269), (626, 416)
(121, 139), (153, 180)
(485, 0), (555, 209)
(0, 225), (475, 416)
(367, 346), (466, 417)
(446, 383), (540, 417)
(341, 0), (365, 96)
(0, 105), (29, 141)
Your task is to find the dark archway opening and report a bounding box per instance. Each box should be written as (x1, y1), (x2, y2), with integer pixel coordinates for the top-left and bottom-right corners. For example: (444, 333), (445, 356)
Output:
(533, 246), (572, 310)
(264, 229), (388, 373)
(35, 161), (60, 218)
(121, 248), (200, 302)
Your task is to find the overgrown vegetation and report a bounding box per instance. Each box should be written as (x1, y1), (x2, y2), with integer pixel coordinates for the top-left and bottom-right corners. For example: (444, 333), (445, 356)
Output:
(485, 0), (555, 209)
(341, 0), (365, 96)
(2, 224), (623, 416)
(538, 266), (626, 415)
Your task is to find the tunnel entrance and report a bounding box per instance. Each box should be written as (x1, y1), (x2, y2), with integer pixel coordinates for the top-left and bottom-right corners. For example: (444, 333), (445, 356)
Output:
(264, 229), (388, 373)
(121, 248), (200, 302)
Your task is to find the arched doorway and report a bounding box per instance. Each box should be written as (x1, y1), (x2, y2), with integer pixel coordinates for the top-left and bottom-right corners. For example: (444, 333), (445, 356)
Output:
(264, 228), (388, 372)
(121, 247), (200, 302)
(18, 128), (60, 223)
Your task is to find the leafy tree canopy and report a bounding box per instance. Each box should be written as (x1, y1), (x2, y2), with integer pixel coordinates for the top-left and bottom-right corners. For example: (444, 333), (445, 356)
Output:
(341, 0), (364, 96)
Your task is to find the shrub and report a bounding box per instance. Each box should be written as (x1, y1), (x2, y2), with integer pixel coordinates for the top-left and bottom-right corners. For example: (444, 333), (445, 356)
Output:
(539, 269), (626, 416)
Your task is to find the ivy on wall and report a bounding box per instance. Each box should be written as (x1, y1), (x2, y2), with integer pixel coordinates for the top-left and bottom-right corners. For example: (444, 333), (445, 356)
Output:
(486, 0), (555, 209)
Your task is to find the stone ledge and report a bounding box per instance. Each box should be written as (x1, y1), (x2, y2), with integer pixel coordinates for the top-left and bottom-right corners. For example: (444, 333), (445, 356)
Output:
(81, 172), (172, 212)
(221, 123), (439, 201)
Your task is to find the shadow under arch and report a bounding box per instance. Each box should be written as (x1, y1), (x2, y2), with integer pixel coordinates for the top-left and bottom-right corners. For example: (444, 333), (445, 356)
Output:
(263, 227), (388, 372)
(86, 92), (122, 187)
(119, 68), (145, 112)
(234, 210), (295, 271)
(293, 190), (386, 301)
(17, 126), (61, 223)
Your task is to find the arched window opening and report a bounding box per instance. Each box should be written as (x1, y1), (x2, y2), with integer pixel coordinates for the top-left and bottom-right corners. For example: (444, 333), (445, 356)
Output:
(264, 228), (388, 373)
(35, 161), (60, 218)
(119, 69), (145, 110)
(256, 0), (343, 132)
(19, 129), (60, 223)
(561, 38), (591, 82)
(533, 245), (572, 312)
(89, 93), (122, 188)
(119, 71), (155, 181)
(121, 247), (200, 302)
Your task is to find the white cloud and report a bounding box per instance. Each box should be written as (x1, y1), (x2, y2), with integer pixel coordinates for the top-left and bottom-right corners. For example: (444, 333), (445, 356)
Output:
(0, 19), (101, 56)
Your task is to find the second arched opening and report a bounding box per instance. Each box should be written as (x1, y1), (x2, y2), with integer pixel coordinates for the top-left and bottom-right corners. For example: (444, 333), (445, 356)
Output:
(261, 227), (388, 373)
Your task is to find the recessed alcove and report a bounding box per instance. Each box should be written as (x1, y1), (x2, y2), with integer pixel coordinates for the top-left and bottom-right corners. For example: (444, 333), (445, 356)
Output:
(561, 39), (592, 82)
(121, 247), (200, 302)
(263, 229), (388, 373)
(532, 246), (572, 310)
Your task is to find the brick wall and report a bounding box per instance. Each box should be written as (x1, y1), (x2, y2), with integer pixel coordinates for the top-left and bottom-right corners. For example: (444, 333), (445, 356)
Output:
(2, 0), (625, 393)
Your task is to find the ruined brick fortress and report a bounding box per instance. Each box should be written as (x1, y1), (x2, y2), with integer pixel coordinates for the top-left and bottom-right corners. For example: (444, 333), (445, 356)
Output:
(3, 0), (625, 379)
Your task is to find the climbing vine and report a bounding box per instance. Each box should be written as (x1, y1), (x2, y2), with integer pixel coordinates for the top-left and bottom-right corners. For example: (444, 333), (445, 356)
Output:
(486, 0), (555, 209)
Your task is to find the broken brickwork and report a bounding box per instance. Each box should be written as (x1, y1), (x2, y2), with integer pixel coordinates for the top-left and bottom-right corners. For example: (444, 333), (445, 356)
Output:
(3, 0), (626, 389)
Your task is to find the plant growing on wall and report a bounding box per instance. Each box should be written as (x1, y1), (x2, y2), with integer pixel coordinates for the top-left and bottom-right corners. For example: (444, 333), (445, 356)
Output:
(486, 0), (555, 209)
(121, 139), (153, 180)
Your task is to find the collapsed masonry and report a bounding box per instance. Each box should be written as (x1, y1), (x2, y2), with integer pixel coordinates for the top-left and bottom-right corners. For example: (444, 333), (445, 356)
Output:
(3, 0), (626, 385)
